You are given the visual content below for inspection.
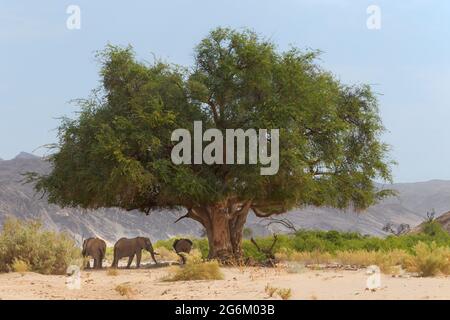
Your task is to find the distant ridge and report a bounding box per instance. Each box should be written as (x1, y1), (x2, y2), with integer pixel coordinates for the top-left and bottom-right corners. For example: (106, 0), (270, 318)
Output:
(13, 152), (39, 160)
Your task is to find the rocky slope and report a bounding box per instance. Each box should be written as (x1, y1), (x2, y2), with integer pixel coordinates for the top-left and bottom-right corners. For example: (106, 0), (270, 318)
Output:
(411, 211), (450, 233)
(0, 153), (449, 243)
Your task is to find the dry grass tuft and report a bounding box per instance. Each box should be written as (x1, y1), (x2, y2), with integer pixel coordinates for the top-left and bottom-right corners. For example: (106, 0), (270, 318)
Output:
(264, 284), (278, 297)
(107, 268), (119, 276)
(277, 288), (292, 300)
(165, 259), (224, 282)
(12, 259), (29, 274)
(115, 283), (135, 298)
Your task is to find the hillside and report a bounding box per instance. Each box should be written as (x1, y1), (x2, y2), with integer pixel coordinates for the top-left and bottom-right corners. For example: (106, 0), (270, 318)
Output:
(0, 153), (203, 245)
(411, 211), (450, 233)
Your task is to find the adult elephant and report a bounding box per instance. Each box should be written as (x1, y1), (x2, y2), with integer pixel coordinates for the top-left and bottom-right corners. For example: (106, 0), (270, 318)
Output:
(111, 237), (158, 268)
(173, 239), (193, 264)
(82, 237), (106, 269)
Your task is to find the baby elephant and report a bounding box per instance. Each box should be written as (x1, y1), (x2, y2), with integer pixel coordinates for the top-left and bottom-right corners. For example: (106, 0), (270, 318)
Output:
(111, 237), (158, 268)
(173, 238), (193, 264)
(82, 237), (106, 269)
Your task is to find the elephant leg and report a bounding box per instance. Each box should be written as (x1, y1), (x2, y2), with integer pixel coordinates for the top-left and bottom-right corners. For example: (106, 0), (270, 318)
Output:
(126, 255), (134, 269)
(93, 258), (98, 269)
(151, 252), (158, 265)
(111, 258), (118, 268)
(98, 256), (103, 269)
(85, 259), (91, 269)
(136, 251), (142, 268)
(178, 253), (186, 265)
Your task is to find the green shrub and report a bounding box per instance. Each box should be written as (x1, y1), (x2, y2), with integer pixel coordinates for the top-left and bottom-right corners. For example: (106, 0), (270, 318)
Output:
(241, 225), (450, 260)
(154, 225), (450, 275)
(0, 218), (81, 275)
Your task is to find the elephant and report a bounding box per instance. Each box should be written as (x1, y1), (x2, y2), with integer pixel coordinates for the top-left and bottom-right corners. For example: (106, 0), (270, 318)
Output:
(82, 237), (106, 269)
(173, 238), (193, 264)
(111, 237), (158, 268)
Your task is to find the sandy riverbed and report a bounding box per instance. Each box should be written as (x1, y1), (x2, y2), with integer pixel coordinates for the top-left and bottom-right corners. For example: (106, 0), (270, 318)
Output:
(0, 264), (449, 300)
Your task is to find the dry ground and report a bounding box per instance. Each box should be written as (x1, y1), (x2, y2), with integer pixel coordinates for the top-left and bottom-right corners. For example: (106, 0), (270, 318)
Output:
(0, 265), (449, 300)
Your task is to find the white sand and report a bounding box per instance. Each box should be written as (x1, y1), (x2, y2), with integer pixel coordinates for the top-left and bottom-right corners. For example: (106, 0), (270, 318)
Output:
(0, 266), (449, 300)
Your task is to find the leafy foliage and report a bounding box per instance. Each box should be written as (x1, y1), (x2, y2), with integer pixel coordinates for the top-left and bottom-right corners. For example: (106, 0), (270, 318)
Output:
(28, 27), (394, 259)
(31, 27), (393, 215)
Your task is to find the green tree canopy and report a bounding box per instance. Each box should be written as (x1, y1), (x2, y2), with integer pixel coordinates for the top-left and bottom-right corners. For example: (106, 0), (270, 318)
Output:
(32, 28), (394, 261)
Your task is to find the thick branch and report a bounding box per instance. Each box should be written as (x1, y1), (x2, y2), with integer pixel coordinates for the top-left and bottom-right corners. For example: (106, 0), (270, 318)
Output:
(207, 98), (220, 125)
(251, 202), (286, 217)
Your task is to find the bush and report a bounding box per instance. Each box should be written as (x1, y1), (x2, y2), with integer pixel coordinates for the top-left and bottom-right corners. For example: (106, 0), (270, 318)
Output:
(165, 259), (224, 281)
(0, 218), (81, 275)
(405, 242), (450, 277)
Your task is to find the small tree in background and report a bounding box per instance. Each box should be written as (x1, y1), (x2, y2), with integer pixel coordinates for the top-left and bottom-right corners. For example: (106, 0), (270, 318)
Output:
(30, 28), (393, 262)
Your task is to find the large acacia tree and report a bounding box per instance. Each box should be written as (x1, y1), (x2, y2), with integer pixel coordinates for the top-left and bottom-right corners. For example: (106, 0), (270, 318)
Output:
(33, 28), (393, 261)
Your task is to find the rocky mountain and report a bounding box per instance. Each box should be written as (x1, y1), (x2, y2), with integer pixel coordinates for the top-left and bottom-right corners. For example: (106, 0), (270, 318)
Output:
(0, 153), (449, 244)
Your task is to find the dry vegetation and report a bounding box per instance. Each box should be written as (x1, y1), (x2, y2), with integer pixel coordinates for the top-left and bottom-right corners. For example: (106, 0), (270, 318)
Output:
(164, 251), (224, 281)
(264, 284), (278, 297)
(276, 242), (450, 277)
(277, 288), (292, 300)
(107, 268), (119, 276)
(0, 218), (449, 282)
(11, 259), (29, 274)
(0, 218), (81, 275)
(115, 282), (135, 298)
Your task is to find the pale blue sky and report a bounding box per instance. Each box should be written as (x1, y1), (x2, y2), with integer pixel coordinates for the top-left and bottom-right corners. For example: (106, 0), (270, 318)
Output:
(1, 1), (449, 182)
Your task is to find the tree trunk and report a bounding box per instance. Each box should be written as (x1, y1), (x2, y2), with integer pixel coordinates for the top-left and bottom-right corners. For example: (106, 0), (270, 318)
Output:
(184, 201), (251, 262)
(205, 208), (234, 260)
(229, 209), (249, 260)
